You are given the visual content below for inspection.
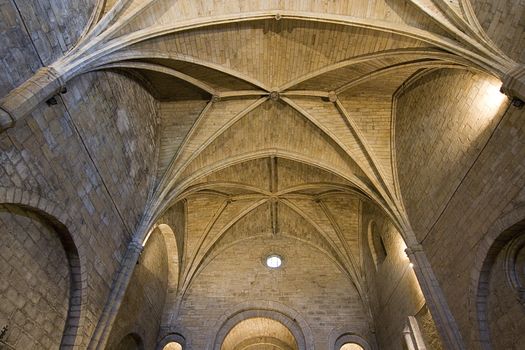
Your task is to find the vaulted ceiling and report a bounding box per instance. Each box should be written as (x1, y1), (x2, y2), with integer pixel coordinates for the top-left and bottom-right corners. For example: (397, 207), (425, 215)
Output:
(56, 2), (520, 346)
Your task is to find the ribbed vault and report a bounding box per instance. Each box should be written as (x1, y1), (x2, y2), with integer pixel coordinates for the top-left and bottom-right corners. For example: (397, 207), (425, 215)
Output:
(153, 155), (388, 335)
(110, 4), (517, 333)
(1, 0), (522, 348)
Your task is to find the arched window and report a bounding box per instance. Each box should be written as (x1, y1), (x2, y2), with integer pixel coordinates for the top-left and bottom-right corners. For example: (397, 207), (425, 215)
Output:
(163, 342), (183, 350)
(221, 317), (299, 350)
(333, 333), (371, 350)
(368, 220), (387, 269)
(157, 333), (186, 350)
(115, 333), (144, 350)
(340, 343), (364, 350)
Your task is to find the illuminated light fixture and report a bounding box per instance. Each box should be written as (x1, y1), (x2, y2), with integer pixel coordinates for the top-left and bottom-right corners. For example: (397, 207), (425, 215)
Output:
(266, 254), (283, 269)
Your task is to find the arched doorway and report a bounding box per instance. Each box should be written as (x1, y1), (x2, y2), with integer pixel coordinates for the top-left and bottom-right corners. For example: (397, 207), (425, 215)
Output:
(221, 317), (298, 350)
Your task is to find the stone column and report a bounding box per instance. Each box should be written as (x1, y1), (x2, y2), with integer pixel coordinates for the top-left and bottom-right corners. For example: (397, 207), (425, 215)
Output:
(88, 239), (143, 350)
(0, 66), (65, 132)
(402, 326), (417, 350)
(405, 244), (466, 350)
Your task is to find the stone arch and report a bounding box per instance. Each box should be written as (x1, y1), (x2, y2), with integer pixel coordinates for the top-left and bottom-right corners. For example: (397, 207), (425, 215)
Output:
(116, 332), (145, 350)
(470, 203), (525, 349)
(0, 186), (86, 348)
(332, 333), (372, 350)
(152, 223), (181, 328)
(233, 336), (294, 350)
(328, 328), (374, 350)
(210, 301), (314, 350)
(157, 333), (186, 350)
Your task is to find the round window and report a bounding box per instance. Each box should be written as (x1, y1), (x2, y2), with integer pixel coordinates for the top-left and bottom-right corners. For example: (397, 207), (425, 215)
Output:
(266, 254), (283, 269)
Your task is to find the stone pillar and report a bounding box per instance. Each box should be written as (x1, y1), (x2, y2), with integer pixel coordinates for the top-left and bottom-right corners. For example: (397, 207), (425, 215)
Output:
(0, 66), (65, 132)
(405, 244), (466, 350)
(501, 64), (525, 104)
(88, 239), (143, 350)
(403, 326), (417, 350)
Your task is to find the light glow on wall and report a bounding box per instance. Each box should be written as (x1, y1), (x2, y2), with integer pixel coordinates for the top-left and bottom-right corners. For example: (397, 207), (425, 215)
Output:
(483, 81), (507, 113)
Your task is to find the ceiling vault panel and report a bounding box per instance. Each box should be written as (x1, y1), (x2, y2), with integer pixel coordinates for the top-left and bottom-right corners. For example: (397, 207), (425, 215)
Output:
(5, 2), (521, 342)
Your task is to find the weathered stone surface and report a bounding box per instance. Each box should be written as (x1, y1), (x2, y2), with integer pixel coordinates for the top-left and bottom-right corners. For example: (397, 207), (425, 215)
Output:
(0, 1), (523, 350)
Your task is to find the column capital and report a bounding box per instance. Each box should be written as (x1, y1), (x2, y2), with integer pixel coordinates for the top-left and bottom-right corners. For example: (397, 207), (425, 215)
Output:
(501, 64), (525, 104)
(405, 243), (424, 256)
(129, 239), (144, 253)
(0, 108), (14, 132)
(0, 66), (66, 133)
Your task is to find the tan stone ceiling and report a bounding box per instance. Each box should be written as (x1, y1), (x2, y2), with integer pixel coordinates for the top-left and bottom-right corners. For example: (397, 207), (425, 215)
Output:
(221, 317), (298, 350)
(51, 0), (520, 328)
(156, 158), (368, 307)
(58, 0), (515, 312)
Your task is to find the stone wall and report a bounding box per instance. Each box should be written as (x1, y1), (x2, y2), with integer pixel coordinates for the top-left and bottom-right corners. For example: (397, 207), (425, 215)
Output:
(0, 0), (95, 93)
(106, 229), (169, 350)
(396, 67), (525, 348)
(395, 68), (508, 242)
(0, 204), (69, 349)
(470, 0), (525, 63)
(360, 202), (438, 350)
(486, 235), (525, 349)
(174, 235), (372, 350)
(62, 70), (159, 232)
(0, 71), (158, 345)
(0, 1), (160, 346)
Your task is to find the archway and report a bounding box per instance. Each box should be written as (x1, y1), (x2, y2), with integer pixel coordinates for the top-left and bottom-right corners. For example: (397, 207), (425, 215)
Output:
(114, 333), (144, 350)
(332, 333), (372, 350)
(0, 188), (85, 348)
(475, 217), (525, 349)
(221, 317), (298, 350)
(157, 332), (186, 350)
(211, 306), (312, 350)
(340, 344), (364, 350)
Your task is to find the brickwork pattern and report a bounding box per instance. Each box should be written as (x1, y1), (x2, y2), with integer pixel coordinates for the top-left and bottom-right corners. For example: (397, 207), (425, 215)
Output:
(0, 204), (69, 349)
(175, 235), (371, 350)
(396, 69), (507, 241)
(361, 202), (429, 350)
(1, 1), (524, 349)
(471, 0), (525, 63)
(0, 3), (160, 344)
(486, 237), (525, 349)
(419, 101), (525, 348)
(106, 230), (169, 350)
